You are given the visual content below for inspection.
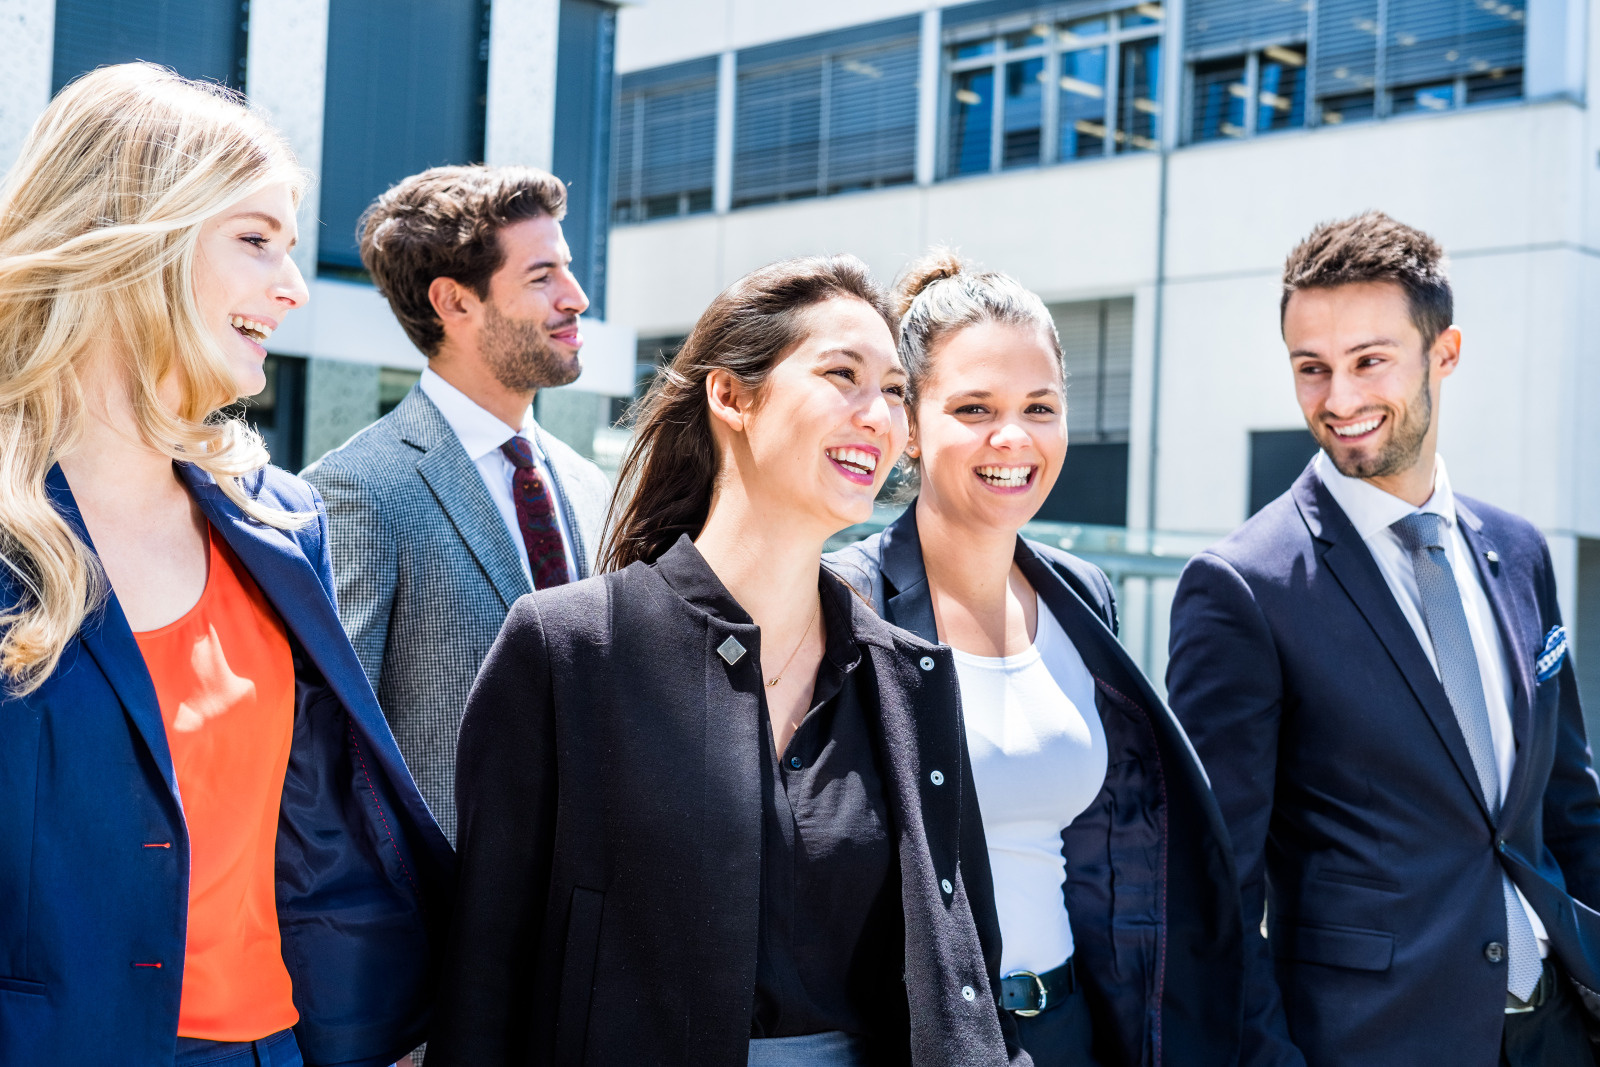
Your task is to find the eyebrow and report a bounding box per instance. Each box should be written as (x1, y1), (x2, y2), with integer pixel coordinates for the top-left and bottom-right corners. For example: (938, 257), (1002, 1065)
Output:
(227, 210), (298, 248)
(523, 256), (570, 274)
(1291, 337), (1401, 359)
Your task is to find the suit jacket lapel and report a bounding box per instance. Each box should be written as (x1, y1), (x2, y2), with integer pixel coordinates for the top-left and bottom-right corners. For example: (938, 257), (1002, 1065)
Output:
(395, 389), (532, 609)
(45, 468), (180, 800)
(1294, 470), (1495, 824)
(1456, 503), (1539, 823)
(878, 507), (939, 642)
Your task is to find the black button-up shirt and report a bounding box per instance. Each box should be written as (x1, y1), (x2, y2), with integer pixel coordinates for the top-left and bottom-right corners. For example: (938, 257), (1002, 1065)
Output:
(750, 574), (902, 1041)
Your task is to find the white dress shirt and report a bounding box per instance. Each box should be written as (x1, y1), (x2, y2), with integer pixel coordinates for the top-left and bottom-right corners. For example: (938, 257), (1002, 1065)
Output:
(419, 368), (578, 585)
(953, 600), (1108, 976)
(1314, 451), (1546, 951)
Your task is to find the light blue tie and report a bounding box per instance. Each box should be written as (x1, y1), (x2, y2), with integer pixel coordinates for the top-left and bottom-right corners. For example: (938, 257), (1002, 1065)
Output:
(1391, 512), (1541, 1001)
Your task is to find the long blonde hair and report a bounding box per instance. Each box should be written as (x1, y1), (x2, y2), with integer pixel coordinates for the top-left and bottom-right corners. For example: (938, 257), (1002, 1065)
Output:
(0, 63), (308, 694)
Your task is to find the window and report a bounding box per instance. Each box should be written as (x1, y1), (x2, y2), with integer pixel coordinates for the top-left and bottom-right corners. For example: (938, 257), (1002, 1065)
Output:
(318, 0), (489, 273)
(554, 0), (617, 317)
(1248, 429), (1317, 515)
(241, 355), (306, 471)
(733, 19), (921, 207)
(1186, 0), (1523, 141)
(378, 367), (420, 418)
(613, 60), (718, 224)
(1034, 298), (1134, 527)
(53, 0), (248, 93)
(611, 335), (685, 425)
(945, 4), (1163, 175)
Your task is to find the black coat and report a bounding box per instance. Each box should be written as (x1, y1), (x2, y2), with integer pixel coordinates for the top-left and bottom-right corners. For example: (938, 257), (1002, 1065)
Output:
(428, 535), (1026, 1067)
(827, 505), (1245, 1067)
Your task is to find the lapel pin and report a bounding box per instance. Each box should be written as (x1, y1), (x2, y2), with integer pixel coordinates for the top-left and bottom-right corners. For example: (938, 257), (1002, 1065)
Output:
(1485, 550), (1499, 564)
(716, 635), (746, 665)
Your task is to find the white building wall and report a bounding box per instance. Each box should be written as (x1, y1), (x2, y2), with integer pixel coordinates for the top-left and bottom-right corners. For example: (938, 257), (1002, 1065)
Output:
(0, 0), (54, 174)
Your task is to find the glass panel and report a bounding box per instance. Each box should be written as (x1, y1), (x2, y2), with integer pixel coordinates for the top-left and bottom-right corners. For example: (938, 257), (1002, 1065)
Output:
(1121, 2), (1165, 28)
(1058, 47), (1108, 160)
(1005, 24), (1051, 49)
(1390, 81), (1456, 113)
(1116, 37), (1161, 152)
(949, 67), (995, 174)
(1256, 45), (1306, 131)
(1058, 16), (1109, 47)
(1317, 92), (1374, 124)
(954, 38), (996, 59)
(1002, 57), (1046, 168)
(1191, 56), (1247, 141)
(1466, 67), (1521, 103)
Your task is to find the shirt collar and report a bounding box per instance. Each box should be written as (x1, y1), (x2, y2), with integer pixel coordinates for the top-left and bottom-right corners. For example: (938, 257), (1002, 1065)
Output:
(1314, 450), (1456, 541)
(418, 367), (543, 463)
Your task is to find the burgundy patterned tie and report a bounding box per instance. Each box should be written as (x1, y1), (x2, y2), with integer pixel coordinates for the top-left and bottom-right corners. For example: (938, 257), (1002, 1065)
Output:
(500, 436), (570, 590)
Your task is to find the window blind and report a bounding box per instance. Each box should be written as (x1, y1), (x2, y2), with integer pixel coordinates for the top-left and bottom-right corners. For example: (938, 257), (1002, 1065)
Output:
(1185, 0), (1306, 57)
(733, 19), (919, 207)
(52, 0), (247, 93)
(318, 0), (488, 271)
(613, 59), (718, 223)
(1055, 297), (1133, 441)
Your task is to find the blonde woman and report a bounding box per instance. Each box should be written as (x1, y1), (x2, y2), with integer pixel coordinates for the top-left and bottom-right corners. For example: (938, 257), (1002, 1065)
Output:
(0, 65), (452, 1066)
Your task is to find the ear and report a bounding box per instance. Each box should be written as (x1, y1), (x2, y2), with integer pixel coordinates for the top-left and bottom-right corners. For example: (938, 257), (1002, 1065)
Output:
(705, 368), (754, 434)
(428, 277), (478, 333)
(1431, 325), (1462, 379)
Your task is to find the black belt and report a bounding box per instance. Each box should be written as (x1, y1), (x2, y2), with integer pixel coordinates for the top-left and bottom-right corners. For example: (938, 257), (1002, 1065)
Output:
(1506, 958), (1558, 1015)
(999, 958), (1077, 1017)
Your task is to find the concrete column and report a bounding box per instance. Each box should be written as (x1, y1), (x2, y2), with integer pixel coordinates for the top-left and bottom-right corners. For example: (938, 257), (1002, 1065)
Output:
(1525, 0), (1586, 102)
(915, 6), (941, 185)
(1158, 0), (1185, 149)
(714, 50), (736, 213)
(246, 0), (330, 278)
(0, 0), (54, 174)
(486, 0), (561, 169)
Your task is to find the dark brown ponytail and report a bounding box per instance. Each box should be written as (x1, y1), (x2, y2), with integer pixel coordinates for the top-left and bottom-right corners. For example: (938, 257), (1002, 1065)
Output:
(599, 254), (894, 572)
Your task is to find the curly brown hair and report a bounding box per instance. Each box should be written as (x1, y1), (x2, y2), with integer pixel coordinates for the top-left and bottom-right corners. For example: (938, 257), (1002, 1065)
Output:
(358, 164), (567, 355)
(1281, 210), (1452, 345)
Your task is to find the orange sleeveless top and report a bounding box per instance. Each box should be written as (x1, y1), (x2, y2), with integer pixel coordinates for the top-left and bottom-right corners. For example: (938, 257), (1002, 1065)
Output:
(133, 530), (299, 1040)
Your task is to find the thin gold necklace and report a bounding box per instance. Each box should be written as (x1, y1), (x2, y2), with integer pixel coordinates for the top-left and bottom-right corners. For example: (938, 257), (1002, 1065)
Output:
(766, 595), (821, 688)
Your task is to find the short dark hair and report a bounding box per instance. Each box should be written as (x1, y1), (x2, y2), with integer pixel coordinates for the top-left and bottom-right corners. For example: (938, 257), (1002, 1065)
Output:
(358, 164), (568, 355)
(1280, 211), (1452, 346)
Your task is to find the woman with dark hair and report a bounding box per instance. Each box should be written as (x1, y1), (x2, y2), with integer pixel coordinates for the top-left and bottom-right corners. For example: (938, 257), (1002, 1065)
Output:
(429, 255), (1025, 1067)
(829, 251), (1244, 1066)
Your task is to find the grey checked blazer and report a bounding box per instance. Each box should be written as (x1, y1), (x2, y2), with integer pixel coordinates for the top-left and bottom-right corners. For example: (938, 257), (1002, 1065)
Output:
(303, 384), (612, 842)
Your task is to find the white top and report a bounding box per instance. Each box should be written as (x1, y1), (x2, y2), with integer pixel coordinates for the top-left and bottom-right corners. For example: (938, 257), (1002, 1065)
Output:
(1314, 451), (1546, 951)
(953, 601), (1108, 976)
(419, 368), (578, 584)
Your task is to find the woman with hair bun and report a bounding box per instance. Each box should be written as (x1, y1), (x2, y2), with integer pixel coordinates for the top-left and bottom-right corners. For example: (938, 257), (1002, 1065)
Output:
(0, 64), (452, 1066)
(431, 254), (1025, 1067)
(829, 251), (1244, 1066)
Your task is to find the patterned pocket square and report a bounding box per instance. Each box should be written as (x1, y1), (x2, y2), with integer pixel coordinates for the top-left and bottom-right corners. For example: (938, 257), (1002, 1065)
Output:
(1536, 625), (1568, 683)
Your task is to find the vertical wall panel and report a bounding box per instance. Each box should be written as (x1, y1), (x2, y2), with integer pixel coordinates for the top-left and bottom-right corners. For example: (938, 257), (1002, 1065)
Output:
(53, 0), (248, 92)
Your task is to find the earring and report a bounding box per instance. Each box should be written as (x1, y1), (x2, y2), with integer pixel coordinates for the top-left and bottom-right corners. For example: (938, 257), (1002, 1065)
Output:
(906, 444), (920, 458)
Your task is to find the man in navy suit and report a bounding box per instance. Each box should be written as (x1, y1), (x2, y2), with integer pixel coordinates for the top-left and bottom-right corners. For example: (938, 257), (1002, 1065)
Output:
(1167, 211), (1600, 1067)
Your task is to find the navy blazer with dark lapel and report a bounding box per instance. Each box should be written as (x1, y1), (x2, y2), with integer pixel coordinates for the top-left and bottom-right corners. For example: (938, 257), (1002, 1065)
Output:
(827, 505), (1245, 1067)
(0, 463), (454, 1067)
(1167, 462), (1600, 1067)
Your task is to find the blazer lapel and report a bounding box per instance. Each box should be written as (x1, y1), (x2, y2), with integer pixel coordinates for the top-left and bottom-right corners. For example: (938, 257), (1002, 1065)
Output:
(396, 389), (532, 610)
(878, 507), (939, 642)
(45, 468), (180, 799)
(1294, 470), (1495, 824)
(1456, 503), (1540, 823)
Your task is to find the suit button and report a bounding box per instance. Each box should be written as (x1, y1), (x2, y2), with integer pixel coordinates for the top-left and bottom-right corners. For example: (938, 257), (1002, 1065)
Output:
(1497, 841), (1508, 854)
(919, 656), (935, 671)
(929, 770), (944, 786)
(788, 755), (803, 770)
(941, 878), (953, 894)
(1485, 942), (1506, 964)
(961, 985), (976, 1001)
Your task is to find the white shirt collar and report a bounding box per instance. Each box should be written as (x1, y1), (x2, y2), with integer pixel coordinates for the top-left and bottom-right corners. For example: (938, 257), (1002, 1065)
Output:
(1313, 450), (1456, 541)
(418, 367), (542, 464)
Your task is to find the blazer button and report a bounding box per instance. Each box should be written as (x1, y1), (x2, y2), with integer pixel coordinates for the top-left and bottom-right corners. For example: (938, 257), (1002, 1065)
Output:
(929, 770), (944, 786)
(919, 656), (935, 671)
(941, 878), (953, 894)
(1484, 941), (1506, 964)
(961, 985), (976, 1001)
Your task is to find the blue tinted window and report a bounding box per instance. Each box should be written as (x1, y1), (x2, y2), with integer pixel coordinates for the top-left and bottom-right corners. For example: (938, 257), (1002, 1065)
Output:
(53, 0), (246, 92)
(948, 67), (994, 175)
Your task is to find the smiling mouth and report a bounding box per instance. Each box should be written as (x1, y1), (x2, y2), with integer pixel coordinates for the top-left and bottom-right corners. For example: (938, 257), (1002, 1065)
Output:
(1329, 414), (1384, 439)
(976, 464), (1036, 489)
(231, 315), (273, 344)
(826, 446), (878, 480)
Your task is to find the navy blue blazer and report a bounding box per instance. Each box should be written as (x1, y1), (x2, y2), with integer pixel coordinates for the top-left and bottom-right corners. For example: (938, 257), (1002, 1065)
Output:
(1167, 463), (1600, 1067)
(828, 504), (1245, 1067)
(0, 464), (455, 1066)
